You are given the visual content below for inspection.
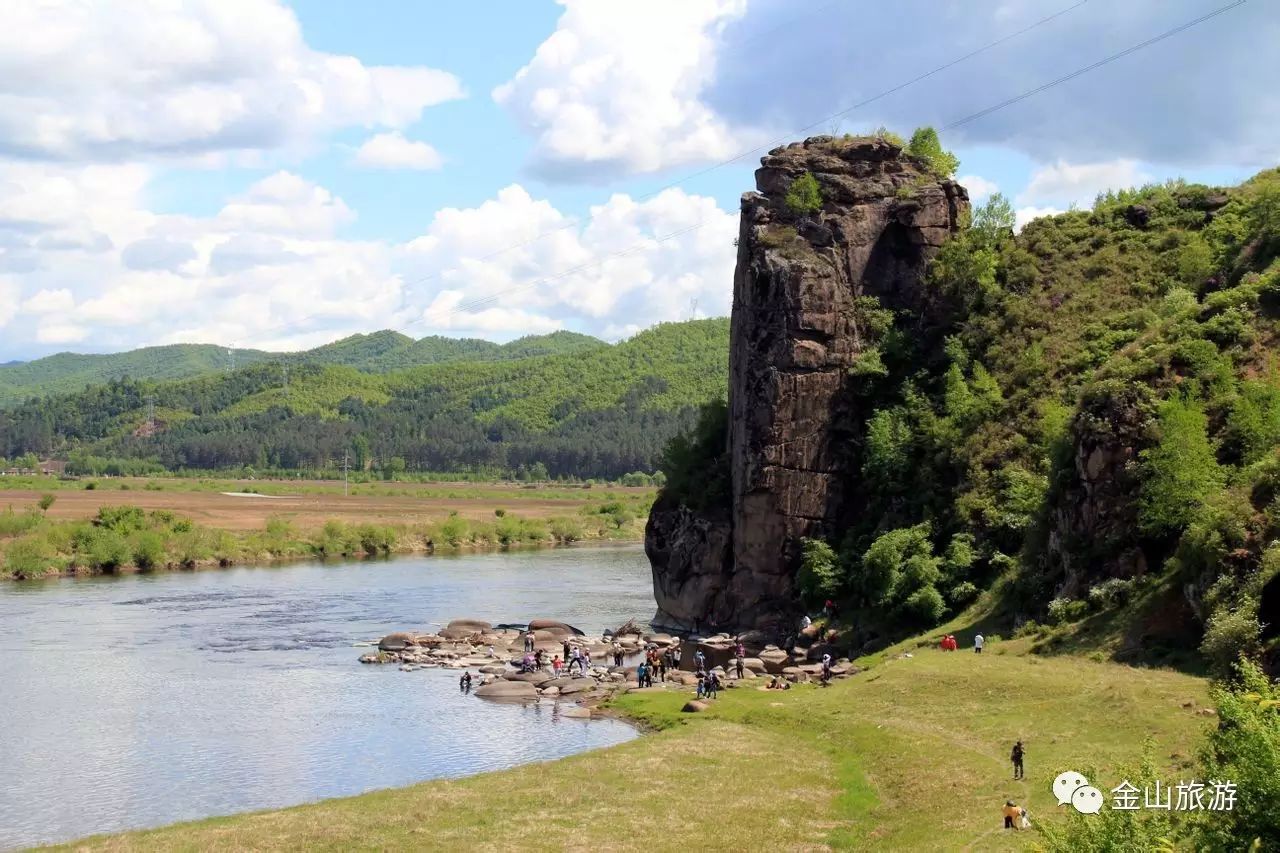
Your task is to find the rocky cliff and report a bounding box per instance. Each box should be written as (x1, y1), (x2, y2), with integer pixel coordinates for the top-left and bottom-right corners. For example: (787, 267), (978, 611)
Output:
(648, 136), (968, 632)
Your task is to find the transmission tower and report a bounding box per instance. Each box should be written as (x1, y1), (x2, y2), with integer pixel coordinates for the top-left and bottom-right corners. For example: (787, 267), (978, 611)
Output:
(144, 395), (156, 432)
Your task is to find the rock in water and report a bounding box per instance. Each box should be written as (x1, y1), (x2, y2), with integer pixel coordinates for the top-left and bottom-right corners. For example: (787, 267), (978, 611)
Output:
(378, 632), (415, 651)
(648, 136), (967, 632)
(473, 680), (538, 701)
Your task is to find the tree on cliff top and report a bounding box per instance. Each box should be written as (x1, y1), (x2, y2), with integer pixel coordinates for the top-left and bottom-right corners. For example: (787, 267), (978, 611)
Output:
(907, 127), (959, 178)
(784, 172), (824, 217)
(1138, 395), (1224, 536)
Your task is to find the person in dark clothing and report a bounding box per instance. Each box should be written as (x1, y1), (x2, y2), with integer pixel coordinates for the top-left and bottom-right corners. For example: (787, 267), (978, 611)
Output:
(1011, 741), (1025, 780)
(562, 639), (571, 661)
(459, 671), (472, 691)
(735, 657), (745, 680)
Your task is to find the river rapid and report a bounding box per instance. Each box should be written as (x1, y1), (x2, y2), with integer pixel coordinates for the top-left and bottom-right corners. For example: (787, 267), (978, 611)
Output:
(0, 544), (652, 850)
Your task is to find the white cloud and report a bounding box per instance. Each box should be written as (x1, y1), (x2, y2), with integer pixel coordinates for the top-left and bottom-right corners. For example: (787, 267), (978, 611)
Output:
(958, 175), (999, 201)
(400, 184), (737, 337)
(20, 288), (74, 314)
(354, 132), (444, 170)
(1015, 205), (1065, 231)
(0, 165), (738, 357)
(493, 0), (751, 180)
(0, 0), (464, 162)
(1017, 159), (1152, 209)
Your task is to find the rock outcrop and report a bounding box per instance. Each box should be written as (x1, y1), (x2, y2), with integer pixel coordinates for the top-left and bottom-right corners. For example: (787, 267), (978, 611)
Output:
(649, 135), (968, 632)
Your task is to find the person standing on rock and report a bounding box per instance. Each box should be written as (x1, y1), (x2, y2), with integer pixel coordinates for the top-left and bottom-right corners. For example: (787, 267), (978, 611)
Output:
(524, 632), (534, 653)
(562, 639), (571, 661)
(552, 655), (563, 677)
(735, 656), (745, 680)
(637, 660), (649, 688)
(612, 641), (623, 667)
(569, 646), (581, 676)
(694, 649), (706, 672)
(656, 650), (667, 682)
(821, 654), (833, 686)
(736, 639), (745, 660)
(581, 648), (592, 675)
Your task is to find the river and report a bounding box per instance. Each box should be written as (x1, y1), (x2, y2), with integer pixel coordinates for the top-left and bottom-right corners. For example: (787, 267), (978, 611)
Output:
(0, 544), (653, 850)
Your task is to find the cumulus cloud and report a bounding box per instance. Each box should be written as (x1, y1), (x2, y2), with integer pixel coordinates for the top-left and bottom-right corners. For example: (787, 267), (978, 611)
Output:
(0, 0), (464, 162)
(499, 0), (1277, 179)
(1017, 159), (1152, 209)
(493, 0), (751, 181)
(354, 132), (444, 170)
(1015, 205), (1066, 231)
(0, 165), (738, 358)
(121, 237), (197, 272)
(958, 175), (1000, 202)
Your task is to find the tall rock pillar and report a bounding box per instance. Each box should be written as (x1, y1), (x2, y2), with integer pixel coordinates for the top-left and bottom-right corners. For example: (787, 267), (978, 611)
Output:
(649, 135), (968, 633)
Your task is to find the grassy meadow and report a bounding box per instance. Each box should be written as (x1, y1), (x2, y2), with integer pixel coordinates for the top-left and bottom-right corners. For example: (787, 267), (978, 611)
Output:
(48, 642), (1211, 851)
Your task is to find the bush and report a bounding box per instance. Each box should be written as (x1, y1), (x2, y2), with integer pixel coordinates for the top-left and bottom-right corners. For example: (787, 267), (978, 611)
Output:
(947, 581), (980, 607)
(83, 528), (130, 571)
(796, 538), (841, 604)
(37, 494), (56, 513)
(494, 508), (507, 518)
(906, 126), (959, 177)
(549, 517), (584, 543)
(0, 507), (43, 537)
(3, 535), (58, 579)
(1200, 602), (1262, 676)
(784, 172), (823, 216)
(130, 531), (167, 569)
(1046, 597), (1089, 625)
(1086, 577), (1135, 610)
(901, 584), (946, 623)
(355, 524), (396, 555)
(1138, 396), (1224, 536)
(1013, 620), (1043, 639)
(95, 505), (147, 535)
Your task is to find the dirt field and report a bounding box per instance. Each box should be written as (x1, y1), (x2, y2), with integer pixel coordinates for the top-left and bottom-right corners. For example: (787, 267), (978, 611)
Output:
(0, 481), (652, 532)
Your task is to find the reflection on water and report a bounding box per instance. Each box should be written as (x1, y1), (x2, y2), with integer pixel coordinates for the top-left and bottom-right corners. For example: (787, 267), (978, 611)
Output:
(0, 545), (651, 850)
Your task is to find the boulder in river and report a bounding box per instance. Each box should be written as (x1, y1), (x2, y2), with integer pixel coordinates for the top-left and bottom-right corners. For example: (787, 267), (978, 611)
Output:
(528, 619), (583, 636)
(474, 680), (537, 701)
(378, 632), (416, 651)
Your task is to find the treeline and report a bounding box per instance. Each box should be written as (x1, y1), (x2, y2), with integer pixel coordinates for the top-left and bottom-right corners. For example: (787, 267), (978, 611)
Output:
(0, 319), (729, 482)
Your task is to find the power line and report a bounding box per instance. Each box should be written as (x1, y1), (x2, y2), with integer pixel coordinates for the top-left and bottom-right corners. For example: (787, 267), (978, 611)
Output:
(387, 0), (1089, 303)
(232, 0), (1085, 343)
(415, 0), (1242, 328)
(944, 0), (1246, 130)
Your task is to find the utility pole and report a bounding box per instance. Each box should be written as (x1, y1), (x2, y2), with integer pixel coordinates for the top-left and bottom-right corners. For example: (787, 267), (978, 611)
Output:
(689, 297), (699, 320)
(227, 347), (235, 371)
(144, 395), (156, 432)
(341, 451), (350, 497)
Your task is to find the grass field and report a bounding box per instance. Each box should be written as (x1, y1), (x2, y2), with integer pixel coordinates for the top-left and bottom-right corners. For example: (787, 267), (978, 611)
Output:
(50, 641), (1211, 852)
(0, 477), (655, 532)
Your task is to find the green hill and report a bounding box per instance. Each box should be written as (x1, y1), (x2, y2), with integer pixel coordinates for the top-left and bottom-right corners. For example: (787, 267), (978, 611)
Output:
(0, 318), (730, 480)
(0, 330), (608, 407)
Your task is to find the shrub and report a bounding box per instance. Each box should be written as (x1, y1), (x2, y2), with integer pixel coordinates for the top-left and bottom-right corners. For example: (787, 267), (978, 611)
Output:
(3, 536), (58, 579)
(784, 172), (823, 217)
(0, 507), (43, 537)
(901, 584), (946, 623)
(549, 517), (584, 543)
(84, 528), (130, 571)
(1138, 396), (1224, 536)
(1046, 597), (1088, 625)
(37, 494), (56, 513)
(796, 538), (841, 604)
(355, 524), (396, 555)
(1013, 619), (1043, 639)
(1200, 602), (1262, 676)
(494, 508), (507, 518)
(95, 505), (147, 535)
(130, 531), (167, 569)
(947, 581), (980, 607)
(1086, 577), (1135, 610)
(906, 126), (959, 178)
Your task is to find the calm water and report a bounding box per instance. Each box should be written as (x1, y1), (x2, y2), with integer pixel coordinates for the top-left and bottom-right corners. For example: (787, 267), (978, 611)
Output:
(0, 545), (653, 850)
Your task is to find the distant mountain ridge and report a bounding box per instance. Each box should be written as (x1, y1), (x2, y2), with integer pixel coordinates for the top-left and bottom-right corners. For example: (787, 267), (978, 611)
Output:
(0, 330), (606, 407)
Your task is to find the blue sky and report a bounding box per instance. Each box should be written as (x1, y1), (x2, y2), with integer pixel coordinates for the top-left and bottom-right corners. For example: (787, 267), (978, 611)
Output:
(0, 0), (1275, 360)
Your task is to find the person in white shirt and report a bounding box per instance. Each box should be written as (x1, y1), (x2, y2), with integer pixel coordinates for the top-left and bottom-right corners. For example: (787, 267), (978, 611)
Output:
(974, 633), (985, 654)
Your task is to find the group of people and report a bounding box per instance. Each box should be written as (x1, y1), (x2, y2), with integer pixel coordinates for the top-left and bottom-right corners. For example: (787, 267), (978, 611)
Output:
(634, 646), (675, 687)
(695, 669), (721, 699)
(937, 633), (985, 653)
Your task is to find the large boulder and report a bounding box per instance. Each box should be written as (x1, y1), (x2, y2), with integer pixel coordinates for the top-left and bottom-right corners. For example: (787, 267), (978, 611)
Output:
(682, 700), (710, 713)
(440, 619), (492, 640)
(758, 648), (792, 673)
(528, 619), (583, 635)
(474, 680), (537, 701)
(378, 632), (415, 651)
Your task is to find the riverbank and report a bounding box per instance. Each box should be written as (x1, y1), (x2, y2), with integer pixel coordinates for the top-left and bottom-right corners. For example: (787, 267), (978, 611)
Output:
(48, 636), (1212, 851)
(1, 500), (645, 580)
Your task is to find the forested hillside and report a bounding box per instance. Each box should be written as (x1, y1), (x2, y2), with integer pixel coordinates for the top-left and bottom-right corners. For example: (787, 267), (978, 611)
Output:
(0, 329), (606, 406)
(666, 166), (1280, 671)
(0, 319), (729, 481)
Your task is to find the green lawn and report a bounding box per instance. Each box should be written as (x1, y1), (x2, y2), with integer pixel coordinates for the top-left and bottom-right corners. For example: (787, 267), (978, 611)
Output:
(50, 645), (1210, 852)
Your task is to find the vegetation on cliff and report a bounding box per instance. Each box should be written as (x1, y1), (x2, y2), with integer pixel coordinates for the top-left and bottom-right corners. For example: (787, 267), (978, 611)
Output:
(0, 319), (729, 482)
(662, 149), (1280, 672)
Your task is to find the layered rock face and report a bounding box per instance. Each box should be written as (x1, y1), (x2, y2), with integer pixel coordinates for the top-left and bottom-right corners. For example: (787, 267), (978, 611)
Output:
(649, 136), (968, 632)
